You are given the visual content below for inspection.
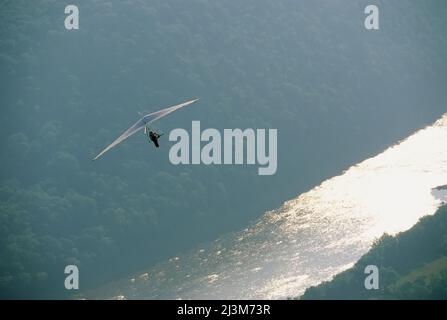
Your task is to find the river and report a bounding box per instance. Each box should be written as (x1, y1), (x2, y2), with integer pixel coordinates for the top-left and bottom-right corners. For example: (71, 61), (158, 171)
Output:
(85, 113), (447, 300)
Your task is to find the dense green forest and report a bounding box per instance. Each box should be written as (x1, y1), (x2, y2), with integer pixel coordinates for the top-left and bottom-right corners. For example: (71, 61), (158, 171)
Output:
(1, 1), (446, 298)
(301, 204), (447, 299)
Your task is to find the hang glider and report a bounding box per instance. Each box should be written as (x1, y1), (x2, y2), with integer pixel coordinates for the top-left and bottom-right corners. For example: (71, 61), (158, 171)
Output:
(92, 98), (198, 161)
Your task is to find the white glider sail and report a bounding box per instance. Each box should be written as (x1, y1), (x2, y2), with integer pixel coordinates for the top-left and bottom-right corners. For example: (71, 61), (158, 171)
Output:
(93, 99), (198, 160)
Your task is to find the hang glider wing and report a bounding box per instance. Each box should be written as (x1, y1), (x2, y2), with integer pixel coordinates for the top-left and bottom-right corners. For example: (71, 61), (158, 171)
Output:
(92, 98), (198, 161)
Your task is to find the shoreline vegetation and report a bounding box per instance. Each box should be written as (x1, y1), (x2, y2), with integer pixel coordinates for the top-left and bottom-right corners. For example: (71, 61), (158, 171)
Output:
(299, 202), (447, 300)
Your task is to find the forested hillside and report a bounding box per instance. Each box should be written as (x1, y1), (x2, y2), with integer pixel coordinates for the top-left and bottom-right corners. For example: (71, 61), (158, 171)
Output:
(1, 0), (446, 298)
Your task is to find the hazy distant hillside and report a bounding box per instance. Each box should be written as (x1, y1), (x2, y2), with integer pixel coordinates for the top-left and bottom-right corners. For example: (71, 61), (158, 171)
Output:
(1, 0), (446, 298)
(301, 204), (447, 300)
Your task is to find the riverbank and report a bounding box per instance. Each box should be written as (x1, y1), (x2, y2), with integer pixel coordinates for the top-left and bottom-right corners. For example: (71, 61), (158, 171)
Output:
(300, 203), (447, 299)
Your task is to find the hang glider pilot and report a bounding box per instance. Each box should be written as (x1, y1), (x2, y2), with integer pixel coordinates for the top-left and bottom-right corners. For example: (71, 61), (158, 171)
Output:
(146, 125), (162, 148)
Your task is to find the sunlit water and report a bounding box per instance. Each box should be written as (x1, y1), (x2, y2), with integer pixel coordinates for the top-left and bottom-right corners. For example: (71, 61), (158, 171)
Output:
(86, 114), (447, 300)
